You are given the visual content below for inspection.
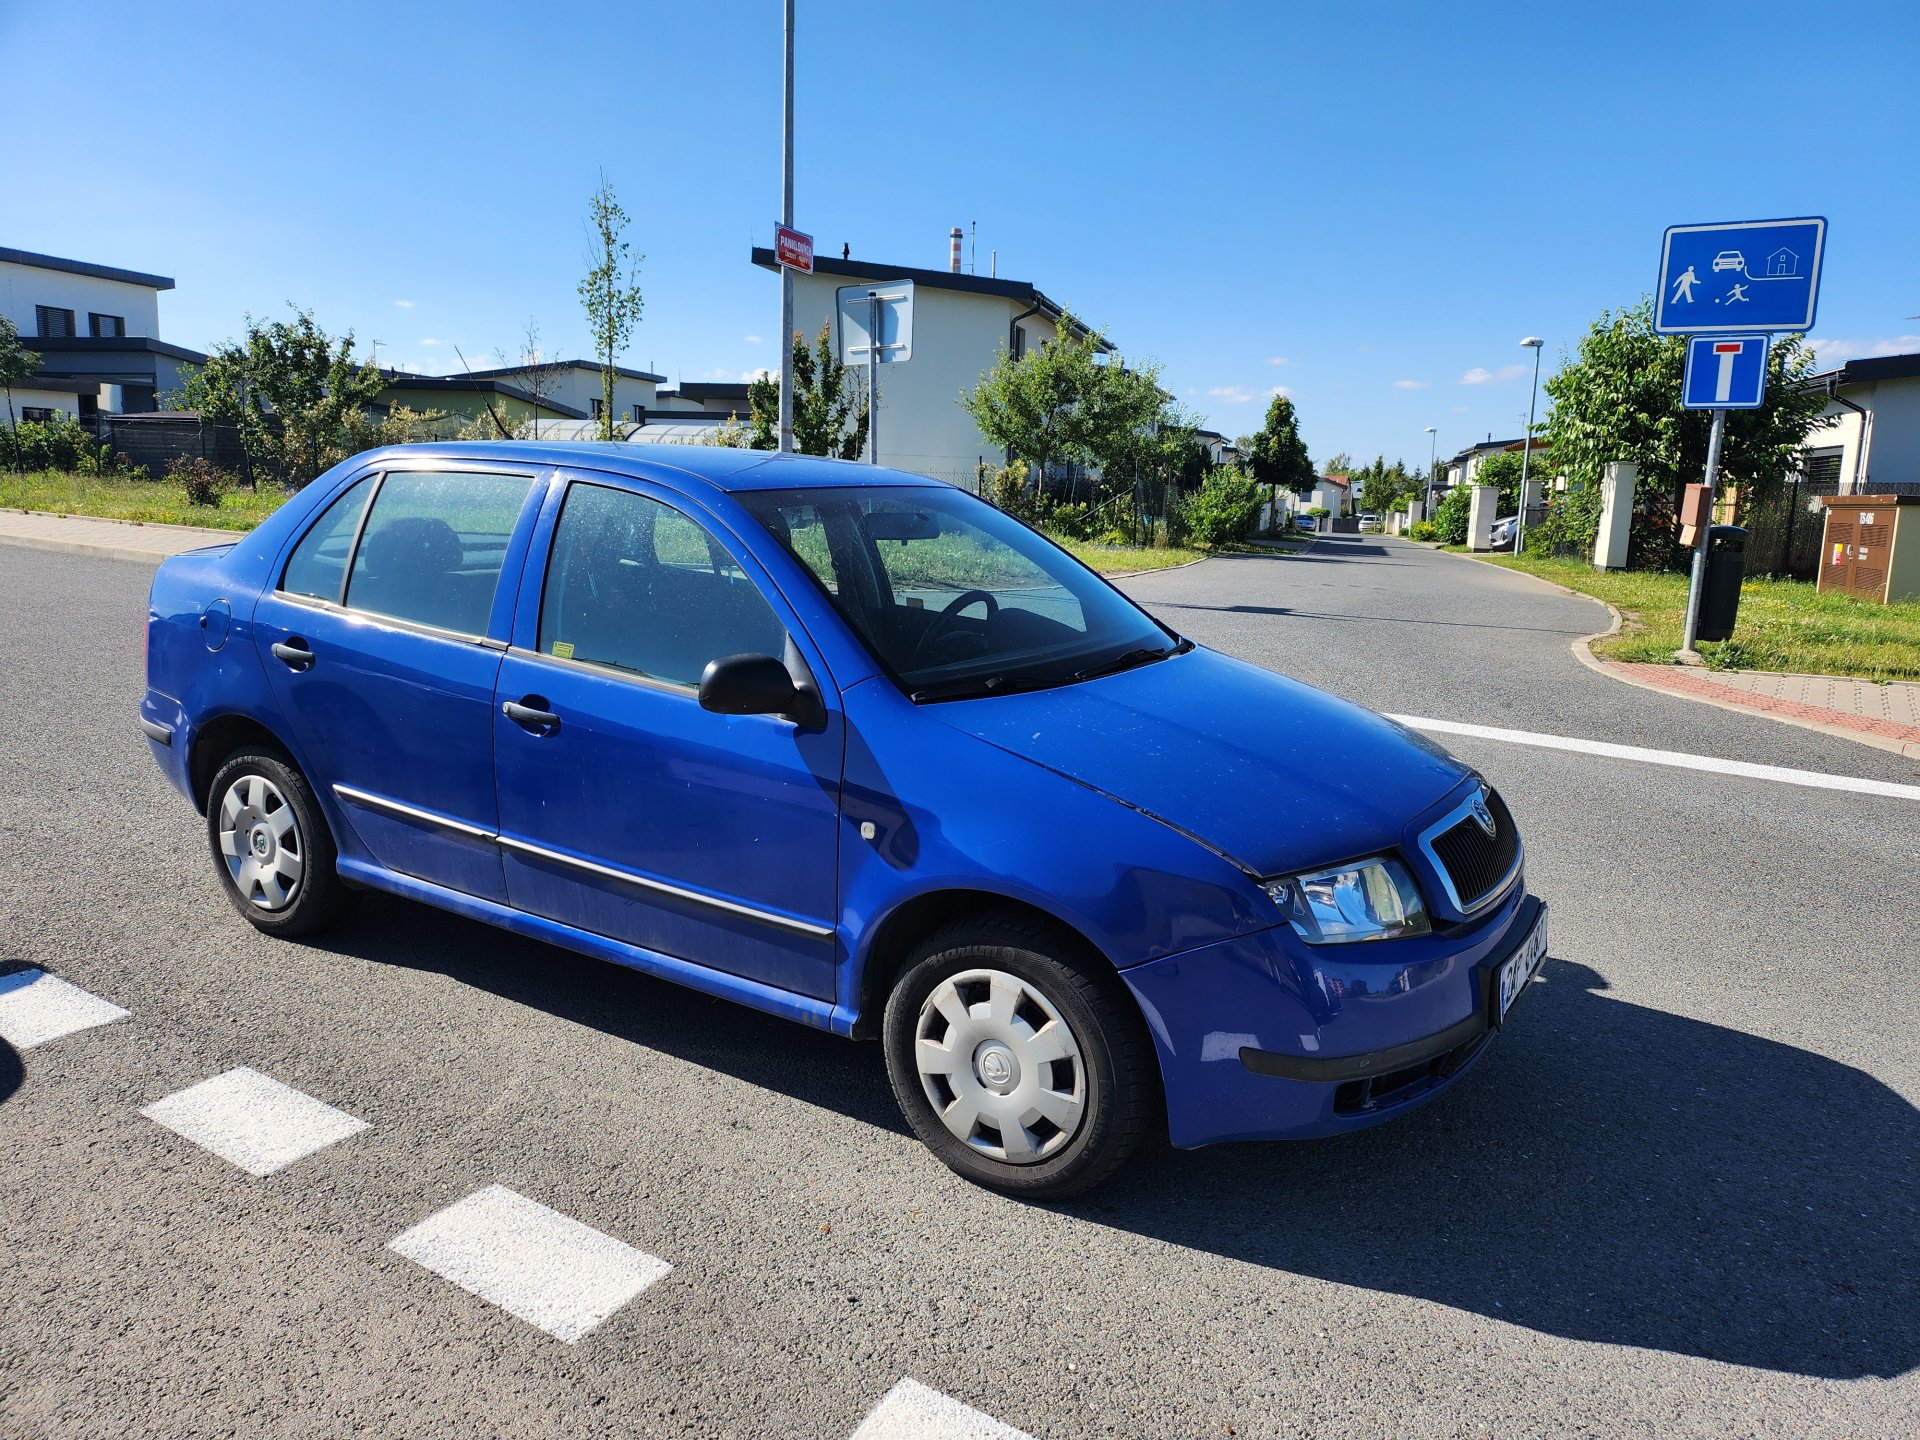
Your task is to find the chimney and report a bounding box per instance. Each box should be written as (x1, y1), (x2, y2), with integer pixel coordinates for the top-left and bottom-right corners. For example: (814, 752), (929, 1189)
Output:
(949, 227), (963, 273)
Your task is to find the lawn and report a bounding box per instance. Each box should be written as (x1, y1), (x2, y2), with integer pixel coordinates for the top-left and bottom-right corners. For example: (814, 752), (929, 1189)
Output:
(1481, 553), (1920, 682)
(0, 469), (286, 532)
(1055, 537), (1212, 574)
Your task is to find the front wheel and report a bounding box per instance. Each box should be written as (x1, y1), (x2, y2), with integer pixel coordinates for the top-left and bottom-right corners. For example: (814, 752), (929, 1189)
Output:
(205, 749), (348, 938)
(882, 916), (1156, 1198)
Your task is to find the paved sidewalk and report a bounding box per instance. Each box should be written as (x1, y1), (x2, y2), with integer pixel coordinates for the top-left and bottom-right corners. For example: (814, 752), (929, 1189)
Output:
(0, 509), (242, 565)
(1613, 662), (1920, 756)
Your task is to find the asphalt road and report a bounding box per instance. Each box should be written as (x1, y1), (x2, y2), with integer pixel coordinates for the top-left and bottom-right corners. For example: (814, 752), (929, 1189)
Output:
(2, 536), (1915, 1439)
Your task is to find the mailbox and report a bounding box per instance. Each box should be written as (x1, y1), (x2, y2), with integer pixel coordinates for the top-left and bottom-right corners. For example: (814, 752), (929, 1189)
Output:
(1817, 495), (1920, 605)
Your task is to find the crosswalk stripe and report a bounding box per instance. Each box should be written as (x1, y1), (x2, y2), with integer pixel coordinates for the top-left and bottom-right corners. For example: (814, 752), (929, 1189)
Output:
(0, 967), (129, 1049)
(141, 1066), (370, 1176)
(851, 1378), (1036, 1440)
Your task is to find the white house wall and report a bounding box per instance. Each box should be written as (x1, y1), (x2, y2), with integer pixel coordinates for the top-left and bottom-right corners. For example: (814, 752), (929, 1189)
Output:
(0, 261), (163, 337)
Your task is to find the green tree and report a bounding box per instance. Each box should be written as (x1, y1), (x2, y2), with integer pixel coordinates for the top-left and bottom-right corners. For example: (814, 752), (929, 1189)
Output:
(577, 174), (645, 441)
(1246, 393), (1315, 494)
(1540, 297), (1829, 566)
(1352, 455), (1419, 514)
(1320, 451), (1354, 479)
(746, 324), (870, 458)
(1433, 483), (1473, 545)
(0, 316), (43, 470)
(962, 311), (1135, 490)
(179, 309), (386, 487)
(1181, 465), (1264, 549)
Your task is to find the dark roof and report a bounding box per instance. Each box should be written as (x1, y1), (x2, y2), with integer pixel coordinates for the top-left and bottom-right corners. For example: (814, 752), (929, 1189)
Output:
(0, 246), (176, 290)
(461, 360), (666, 383)
(1806, 352), (1920, 388)
(30, 335), (207, 363)
(749, 247), (1113, 352)
(342, 441), (947, 493)
(378, 372), (588, 419)
(1448, 438), (1525, 463)
(663, 382), (753, 402)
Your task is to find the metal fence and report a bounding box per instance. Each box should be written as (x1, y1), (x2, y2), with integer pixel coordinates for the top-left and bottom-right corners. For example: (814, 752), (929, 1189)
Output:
(81, 414), (254, 482)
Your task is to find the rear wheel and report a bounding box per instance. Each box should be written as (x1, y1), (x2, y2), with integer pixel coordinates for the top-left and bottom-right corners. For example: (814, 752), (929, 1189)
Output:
(882, 915), (1156, 1198)
(205, 749), (348, 938)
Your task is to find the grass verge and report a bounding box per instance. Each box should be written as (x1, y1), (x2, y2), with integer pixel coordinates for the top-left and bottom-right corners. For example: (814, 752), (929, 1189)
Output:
(0, 470), (286, 532)
(1055, 538), (1212, 574)
(1481, 553), (1920, 682)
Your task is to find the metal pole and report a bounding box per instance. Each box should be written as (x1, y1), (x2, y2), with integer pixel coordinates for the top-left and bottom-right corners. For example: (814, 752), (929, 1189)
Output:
(867, 290), (880, 465)
(1517, 344), (1542, 555)
(1425, 428), (1437, 516)
(1680, 407), (1727, 656)
(777, 0), (795, 455)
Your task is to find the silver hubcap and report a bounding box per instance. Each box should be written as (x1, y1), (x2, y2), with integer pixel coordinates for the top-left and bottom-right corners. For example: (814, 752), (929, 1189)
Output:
(217, 774), (304, 912)
(914, 968), (1086, 1164)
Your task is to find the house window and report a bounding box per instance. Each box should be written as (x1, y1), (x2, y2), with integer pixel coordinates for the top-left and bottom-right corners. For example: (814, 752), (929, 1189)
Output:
(89, 313), (125, 338)
(35, 306), (76, 338)
(1011, 326), (1027, 362)
(21, 406), (56, 423)
(590, 397), (605, 418)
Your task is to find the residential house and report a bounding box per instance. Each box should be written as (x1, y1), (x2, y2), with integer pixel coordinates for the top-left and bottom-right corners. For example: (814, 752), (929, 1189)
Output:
(458, 359), (665, 428)
(1308, 474), (1351, 515)
(654, 381), (754, 419)
(1192, 428), (1240, 468)
(1801, 352), (1920, 496)
(0, 246), (205, 419)
(1443, 437), (1528, 491)
(750, 241), (1110, 483)
(376, 371), (586, 433)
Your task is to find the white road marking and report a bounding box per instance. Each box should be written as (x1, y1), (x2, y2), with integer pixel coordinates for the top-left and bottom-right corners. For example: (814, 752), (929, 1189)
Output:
(388, 1184), (671, 1343)
(0, 968), (129, 1048)
(141, 1066), (369, 1176)
(1389, 715), (1920, 801)
(851, 1379), (1036, 1440)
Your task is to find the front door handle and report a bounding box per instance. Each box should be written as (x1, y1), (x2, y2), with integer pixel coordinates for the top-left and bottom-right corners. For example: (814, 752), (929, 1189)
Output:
(271, 639), (314, 671)
(502, 698), (560, 733)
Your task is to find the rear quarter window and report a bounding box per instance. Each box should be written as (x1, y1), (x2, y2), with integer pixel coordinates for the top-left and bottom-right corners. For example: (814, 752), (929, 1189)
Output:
(281, 475), (375, 602)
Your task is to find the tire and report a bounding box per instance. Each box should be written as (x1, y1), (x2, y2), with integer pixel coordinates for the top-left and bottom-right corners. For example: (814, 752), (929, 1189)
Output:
(205, 748), (349, 938)
(882, 914), (1157, 1199)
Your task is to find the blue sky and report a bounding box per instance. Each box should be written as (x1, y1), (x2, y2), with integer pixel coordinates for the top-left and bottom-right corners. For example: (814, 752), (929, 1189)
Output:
(6, 1), (1916, 468)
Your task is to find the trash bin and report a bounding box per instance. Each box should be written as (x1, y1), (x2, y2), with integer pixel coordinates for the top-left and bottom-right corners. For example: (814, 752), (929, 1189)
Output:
(1696, 524), (1746, 642)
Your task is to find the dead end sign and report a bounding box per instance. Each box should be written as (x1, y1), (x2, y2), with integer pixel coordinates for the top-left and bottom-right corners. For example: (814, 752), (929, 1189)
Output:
(775, 225), (813, 274)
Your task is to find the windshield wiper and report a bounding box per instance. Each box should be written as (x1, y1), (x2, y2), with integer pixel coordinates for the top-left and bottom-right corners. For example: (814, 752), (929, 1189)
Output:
(909, 671), (1059, 703)
(1069, 638), (1191, 683)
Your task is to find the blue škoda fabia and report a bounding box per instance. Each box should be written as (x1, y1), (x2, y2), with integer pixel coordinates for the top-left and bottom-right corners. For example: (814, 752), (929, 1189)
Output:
(141, 444), (1547, 1197)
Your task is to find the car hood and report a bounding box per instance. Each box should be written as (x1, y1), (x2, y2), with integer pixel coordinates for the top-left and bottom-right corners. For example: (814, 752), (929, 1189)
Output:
(930, 646), (1470, 878)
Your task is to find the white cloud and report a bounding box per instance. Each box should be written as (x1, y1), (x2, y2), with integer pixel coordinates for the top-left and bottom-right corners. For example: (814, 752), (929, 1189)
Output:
(393, 300), (415, 309)
(419, 337), (442, 347)
(1393, 379), (1431, 390)
(1264, 356), (1294, 367)
(1206, 385), (1258, 403)
(1460, 367), (1493, 385)
(1807, 334), (1920, 365)
(743, 334), (764, 344)
(1450, 405), (1470, 413)
(742, 367), (771, 383)
(1458, 363), (1528, 385)
(1265, 385), (1290, 398)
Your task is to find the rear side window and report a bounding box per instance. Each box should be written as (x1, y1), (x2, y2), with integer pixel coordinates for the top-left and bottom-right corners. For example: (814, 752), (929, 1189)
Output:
(344, 471), (534, 636)
(538, 483), (786, 688)
(281, 475), (375, 602)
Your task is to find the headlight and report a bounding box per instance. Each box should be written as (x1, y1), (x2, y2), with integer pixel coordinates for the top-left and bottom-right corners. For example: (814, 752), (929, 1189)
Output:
(1263, 856), (1431, 944)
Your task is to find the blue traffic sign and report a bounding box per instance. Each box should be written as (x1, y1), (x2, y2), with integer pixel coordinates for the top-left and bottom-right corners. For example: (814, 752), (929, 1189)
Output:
(1655, 217), (1826, 335)
(1682, 333), (1770, 409)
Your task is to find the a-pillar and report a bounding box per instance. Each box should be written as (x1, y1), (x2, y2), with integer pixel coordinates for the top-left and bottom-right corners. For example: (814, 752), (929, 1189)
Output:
(1467, 484), (1498, 551)
(1593, 462), (1636, 570)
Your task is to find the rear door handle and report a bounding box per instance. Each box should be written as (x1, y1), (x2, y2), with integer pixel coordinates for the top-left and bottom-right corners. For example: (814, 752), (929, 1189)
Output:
(502, 699), (560, 733)
(271, 639), (314, 671)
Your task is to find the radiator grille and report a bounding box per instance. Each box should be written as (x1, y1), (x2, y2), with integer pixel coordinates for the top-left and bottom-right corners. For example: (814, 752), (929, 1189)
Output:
(1429, 788), (1520, 911)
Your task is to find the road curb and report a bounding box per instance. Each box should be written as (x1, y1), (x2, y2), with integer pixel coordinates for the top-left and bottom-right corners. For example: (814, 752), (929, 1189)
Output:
(1435, 547), (1920, 762)
(0, 531), (180, 566)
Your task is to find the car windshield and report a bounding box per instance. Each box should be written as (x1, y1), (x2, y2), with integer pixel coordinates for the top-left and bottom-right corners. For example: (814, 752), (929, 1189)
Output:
(739, 485), (1182, 701)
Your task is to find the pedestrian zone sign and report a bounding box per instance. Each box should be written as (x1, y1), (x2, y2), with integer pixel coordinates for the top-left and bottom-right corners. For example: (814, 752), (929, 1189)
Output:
(1655, 217), (1825, 335)
(1682, 334), (1770, 410)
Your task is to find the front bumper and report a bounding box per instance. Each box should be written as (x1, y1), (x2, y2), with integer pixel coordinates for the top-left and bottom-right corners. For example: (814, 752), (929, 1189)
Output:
(1123, 884), (1541, 1148)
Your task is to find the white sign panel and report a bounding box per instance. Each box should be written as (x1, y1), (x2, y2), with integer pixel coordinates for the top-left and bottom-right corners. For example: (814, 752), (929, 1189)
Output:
(836, 281), (914, 365)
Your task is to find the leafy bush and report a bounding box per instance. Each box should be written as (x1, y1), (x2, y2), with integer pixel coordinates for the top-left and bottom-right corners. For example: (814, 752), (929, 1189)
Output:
(0, 418), (121, 475)
(166, 455), (234, 507)
(1434, 485), (1472, 545)
(1306, 505), (1330, 518)
(1408, 519), (1439, 542)
(1180, 466), (1264, 550)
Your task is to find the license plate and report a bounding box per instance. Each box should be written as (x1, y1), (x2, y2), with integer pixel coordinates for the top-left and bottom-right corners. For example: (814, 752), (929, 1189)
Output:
(1496, 908), (1548, 1025)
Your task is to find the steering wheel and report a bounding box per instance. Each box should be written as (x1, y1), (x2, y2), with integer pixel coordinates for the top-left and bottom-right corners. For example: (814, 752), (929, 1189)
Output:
(911, 589), (999, 665)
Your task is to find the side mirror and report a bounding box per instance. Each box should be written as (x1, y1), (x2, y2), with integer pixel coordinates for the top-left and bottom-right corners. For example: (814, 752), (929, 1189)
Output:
(698, 652), (825, 729)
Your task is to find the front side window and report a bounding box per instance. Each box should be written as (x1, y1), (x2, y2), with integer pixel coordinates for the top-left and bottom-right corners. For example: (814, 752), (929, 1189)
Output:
(344, 470), (533, 635)
(740, 486), (1176, 701)
(281, 475), (375, 602)
(538, 483), (785, 688)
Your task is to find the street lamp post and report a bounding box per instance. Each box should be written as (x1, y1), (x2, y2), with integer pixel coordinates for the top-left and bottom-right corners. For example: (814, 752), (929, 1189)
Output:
(1423, 426), (1437, 516)
(777, 0), (795, 454)
(1517, 337), (1544, 555)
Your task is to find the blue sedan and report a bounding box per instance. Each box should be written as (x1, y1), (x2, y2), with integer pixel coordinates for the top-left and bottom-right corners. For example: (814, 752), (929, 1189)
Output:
(141, 443), (1545, 1196)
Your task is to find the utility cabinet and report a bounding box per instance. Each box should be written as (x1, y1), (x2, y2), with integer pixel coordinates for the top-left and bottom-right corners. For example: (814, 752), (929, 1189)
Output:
(1817, 494), (1920, 604)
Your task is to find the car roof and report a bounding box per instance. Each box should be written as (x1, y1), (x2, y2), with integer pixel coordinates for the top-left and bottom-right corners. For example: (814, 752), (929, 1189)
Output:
(351, 441), (949, 494)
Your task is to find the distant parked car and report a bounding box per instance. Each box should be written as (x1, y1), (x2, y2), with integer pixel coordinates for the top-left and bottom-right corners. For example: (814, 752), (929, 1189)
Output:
(141, 442), (1544, 1198)
(1712, 250), (1746, 273)
(1488, 515), (1518, 550)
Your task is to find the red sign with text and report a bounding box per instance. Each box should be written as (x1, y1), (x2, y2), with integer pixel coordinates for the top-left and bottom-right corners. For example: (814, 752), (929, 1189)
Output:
(775, 225), (814, 274)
